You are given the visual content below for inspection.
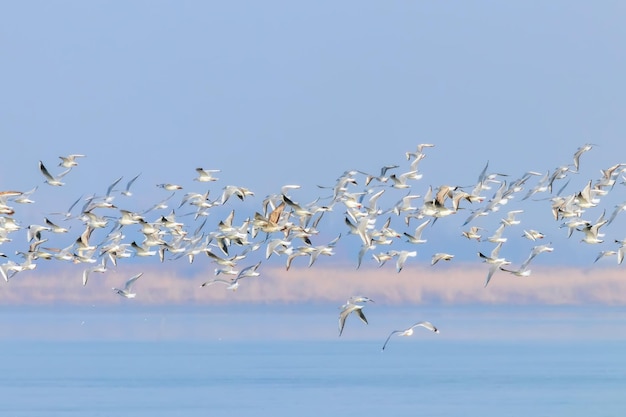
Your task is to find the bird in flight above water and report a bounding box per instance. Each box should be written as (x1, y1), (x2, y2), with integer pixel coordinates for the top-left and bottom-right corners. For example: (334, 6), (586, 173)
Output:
(112, 272), (143, 298)
(338, 295), (375, 337)
(381, 321), (439, 351)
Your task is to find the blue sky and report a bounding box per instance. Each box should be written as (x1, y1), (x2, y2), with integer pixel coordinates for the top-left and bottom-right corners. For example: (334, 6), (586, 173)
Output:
(3, 1), (625, 193)
(1, 1), (626, 306)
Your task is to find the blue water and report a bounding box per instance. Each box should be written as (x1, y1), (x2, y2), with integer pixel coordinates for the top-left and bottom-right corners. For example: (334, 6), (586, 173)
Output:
(1, 306), (626, 416)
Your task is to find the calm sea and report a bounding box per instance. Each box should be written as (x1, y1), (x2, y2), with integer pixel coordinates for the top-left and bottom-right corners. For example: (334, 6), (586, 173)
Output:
(1, 304), (625, 416)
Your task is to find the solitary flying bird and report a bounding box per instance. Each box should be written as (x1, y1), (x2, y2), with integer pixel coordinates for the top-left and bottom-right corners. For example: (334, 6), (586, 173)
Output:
(381, 321), (439, 351)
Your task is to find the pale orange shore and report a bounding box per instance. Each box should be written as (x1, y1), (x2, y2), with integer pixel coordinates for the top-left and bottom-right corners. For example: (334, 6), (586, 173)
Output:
(1, 263), (624, 305)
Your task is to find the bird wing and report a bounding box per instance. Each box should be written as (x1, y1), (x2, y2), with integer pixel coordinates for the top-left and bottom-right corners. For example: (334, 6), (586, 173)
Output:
(237, 262), (262, 279)
(125, 173), (142, 191)
(200, 278), (233, 288)
(381, 330), (402, 351)
(338, 305), (355, 336)
(38, 161), (55, 181)
(414, 219), (431, 238)
(57, 168), (72, 179)
(355, 308), (368, 325)
(490, 242), (503, 258)
(124, 272), (143, 291)
(338, 304), (367, 337)
(484, 264), (499, 287)
(411, 321), (438, 333)
(106, 176), (123, 197)
(267, 202), (285, 224)
(82, 269), (90, 286)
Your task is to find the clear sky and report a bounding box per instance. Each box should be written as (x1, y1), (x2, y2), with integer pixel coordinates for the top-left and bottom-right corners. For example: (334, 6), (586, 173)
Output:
(2, 1), (626, 308)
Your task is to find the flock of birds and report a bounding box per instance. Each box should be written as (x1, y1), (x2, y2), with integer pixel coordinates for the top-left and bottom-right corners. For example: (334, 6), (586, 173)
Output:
(1, 144), (625, 349)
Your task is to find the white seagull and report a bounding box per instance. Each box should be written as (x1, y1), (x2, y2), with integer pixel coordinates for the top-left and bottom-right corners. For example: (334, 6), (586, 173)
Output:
(572, 143), (595, 172)
(194, 168), (221, 182)
(112, 272), (143, 298)
(157, 183), (183, 191)
(338, 303), (368, 337)
(431, 253), (454, 265)
(58, 154), (86, 168)
(121, 173), (142, 197)
(200, 261), (262, 291)
(462, 226), (484, 241)
(82, 257), (108, 286)
(392, 250), (417, 273)
(39, 161), (71, 186)
(403, 219), (430, 244)
(522, 229), (545, 241)
(478, 242), (511, 287)
(381, 321), (439, 351)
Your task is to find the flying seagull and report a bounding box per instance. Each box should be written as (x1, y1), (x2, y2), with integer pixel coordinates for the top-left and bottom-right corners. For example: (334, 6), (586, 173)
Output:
(381, 321), (439, 351)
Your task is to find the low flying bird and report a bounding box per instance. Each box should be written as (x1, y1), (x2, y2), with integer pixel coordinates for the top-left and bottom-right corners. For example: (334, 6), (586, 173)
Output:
(338, 303), (368, 337)
(112, 272), (143, 298)
(338, 295), (374, 336)
(381, 321), (439, 351)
